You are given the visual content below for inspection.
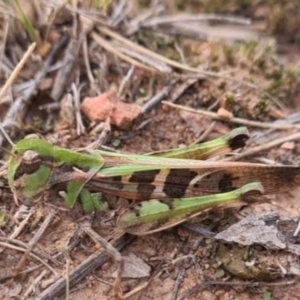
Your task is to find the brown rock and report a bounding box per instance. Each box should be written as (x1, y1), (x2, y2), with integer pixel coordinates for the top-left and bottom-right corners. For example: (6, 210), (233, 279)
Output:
(81, 92), (142, 130)
(281, 141), (295, 150)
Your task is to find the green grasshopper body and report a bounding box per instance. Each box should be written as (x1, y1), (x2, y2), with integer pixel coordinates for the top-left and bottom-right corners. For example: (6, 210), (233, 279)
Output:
(7, 127), (300, 235)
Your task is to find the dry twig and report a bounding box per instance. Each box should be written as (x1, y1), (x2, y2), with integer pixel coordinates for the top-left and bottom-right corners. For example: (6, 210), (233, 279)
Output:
(163, 101), (300, 130)
(0, 43), (36, 101)
(15, 211), (55, 273)
(0, 36), (69, 146)
(37, 234), (134, 300)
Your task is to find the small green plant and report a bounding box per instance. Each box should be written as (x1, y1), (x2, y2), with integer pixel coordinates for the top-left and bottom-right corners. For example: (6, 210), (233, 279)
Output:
(12, 0), (39, 44)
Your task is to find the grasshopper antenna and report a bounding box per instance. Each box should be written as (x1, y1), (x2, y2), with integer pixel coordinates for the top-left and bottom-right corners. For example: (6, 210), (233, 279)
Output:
(0, 124), (17, 165)
(0, 145), (18, 176)
(0, 145), (16, 157)
(0, 124), (15, 148)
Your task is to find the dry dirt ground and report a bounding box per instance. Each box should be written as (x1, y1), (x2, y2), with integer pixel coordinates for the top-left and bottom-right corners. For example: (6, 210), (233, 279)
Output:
(1, 1), (300, 300)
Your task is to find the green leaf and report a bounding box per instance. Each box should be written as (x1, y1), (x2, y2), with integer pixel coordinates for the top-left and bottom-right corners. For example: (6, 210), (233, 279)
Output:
(65, 181), (83, 208)
(0, 210), (7, 227)
(80, 189), (106, 212)
(263, 291), (272, 300)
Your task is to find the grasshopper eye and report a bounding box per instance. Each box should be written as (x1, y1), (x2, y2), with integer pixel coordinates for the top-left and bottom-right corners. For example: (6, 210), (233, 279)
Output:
(22, 150), (42, 169)
(14, 150), (43, 179)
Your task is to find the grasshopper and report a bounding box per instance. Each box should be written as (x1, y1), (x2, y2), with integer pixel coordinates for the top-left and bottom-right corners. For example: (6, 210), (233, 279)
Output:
(7, 127), (300, 235)
(7, 127), (300, 299)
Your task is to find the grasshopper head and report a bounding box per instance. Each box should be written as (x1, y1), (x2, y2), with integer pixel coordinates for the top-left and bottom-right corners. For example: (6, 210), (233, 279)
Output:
(8, 147), (53, 206)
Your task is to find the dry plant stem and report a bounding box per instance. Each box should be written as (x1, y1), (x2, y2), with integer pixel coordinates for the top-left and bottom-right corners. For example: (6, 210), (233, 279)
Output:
(207, 98), (221, 111)
(37, 234), (133, 300)
(126, 4), (164, 35)
(123, 270), (163, 299)
(163, 101), (300, 130)
(97, 26), (207, 76)
(174, 255), (202, 279)
(0, 237), (57, 265)
(192, 121), (216, 145)
(0, 16), (9, 71)
(15, 211), (55, 273)
(82, 35), (100, 95)
(71, 83), (85, 135)
(171, 269), (186, 300)
(183, 223), (216, 238)
(118, 47), (172, 73)
(118, 66), (134, 97)
(11, 208), (34, 238)
(0, 123), (15, 146)
(98, 26), (283, 108)
(44, 1), (68, 42)
(175, 42), (187, 64)
(135, 264), (163, 300)
(0, 36), (69, 146)
(23, 270), (49, 299)
(0, 43), (36, 101)
(0, 208), (34, 254)
(64, 251), (71, 300)
(51, 37), (79, 101)
(0, 241), (57, 276)
(293, 214), (300, 236)
(145, 77), (155, 101)
(87, 119), (111, 150)
(143, 14), (251, 27)
(50, 2), (81, 101)
(141, 85), (173, 114)
(225, 131), (300, 161)
(124, 252), (192, 299)
(91, 32), (157, 73)
(82, 223), (124, 299)
(109, 0), (130, 26)
(170, 78), (199, 103)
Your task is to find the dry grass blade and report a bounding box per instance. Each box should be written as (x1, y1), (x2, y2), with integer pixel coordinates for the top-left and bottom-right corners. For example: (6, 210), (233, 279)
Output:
(97, 25), (209, 76)
(96, 25), (284, 109)
(82, 224), (124, 299)
(50, 37), (79, 101)
(0, 36), (69, 146)
(0, 42), (36, 101)
(143, 13), (252, 27)
(14, 210), (55, 273)
(163, 101), (300, 130)
(0, 15), (9, 69)
(0, 241), (58, 276)
(91, 31), (157, 73)
(0, 207), (33, 254)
